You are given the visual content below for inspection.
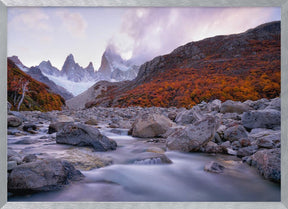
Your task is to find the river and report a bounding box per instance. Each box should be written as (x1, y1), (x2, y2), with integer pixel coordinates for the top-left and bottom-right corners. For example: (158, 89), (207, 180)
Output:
(8, 125), (280, 202)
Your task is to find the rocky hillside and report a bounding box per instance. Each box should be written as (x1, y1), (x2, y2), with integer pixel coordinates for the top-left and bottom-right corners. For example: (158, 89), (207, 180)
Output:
(7, 58), (65, 111)
(80, 21), (280, 109)
(8, 56), (73, 100)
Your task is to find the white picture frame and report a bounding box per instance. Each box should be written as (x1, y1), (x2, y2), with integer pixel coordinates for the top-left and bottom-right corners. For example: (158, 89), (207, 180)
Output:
(0, 0), (287, 209)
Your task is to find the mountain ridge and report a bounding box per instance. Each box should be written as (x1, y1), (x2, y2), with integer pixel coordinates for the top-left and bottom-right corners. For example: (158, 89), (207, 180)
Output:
(68, 21), (280, 109)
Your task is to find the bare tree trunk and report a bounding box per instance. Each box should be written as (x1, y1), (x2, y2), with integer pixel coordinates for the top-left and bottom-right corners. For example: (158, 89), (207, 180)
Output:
(17, 81), (29, 111)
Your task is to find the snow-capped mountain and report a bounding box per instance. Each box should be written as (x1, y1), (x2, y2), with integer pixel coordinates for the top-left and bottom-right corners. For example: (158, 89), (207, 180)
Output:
(9, 48), (140, 98)
(38, 60), (61, 76)
(98, 47), (139, 81)
(60, 54), (98, 82)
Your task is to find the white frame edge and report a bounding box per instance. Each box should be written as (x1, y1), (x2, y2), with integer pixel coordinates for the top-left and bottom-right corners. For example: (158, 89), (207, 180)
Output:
(0, 0), (287, 209)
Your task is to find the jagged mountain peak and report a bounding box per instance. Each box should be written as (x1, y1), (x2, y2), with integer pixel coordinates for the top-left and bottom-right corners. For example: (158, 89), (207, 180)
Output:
(67, 54), (75, 60)
(85, 62), (94, 70)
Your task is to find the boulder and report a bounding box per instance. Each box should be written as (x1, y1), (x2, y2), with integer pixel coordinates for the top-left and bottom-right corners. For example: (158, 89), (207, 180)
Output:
(130, 113), (174, 138)
(202, 141), (224, 153)
(239, 138), (251, 147)
(56, 123), (117, 151)
(231, 141), (241, 150)
(167, 116), (218, 152)
(7, 116), (22, 127)
(23, 124), (37, 133)
(204, 161), (225, 173)
(209, 99), (222, 112)
(175, 106), (203, 124)
(8, 161), (17, 171)
(133, 152), (172, 164)
(242, 109), (280, 130)
(265, 97), (280, 111)
(236, 145), (258, 158)
(8, 159), (84, 193)
(48, 122), (73, 134)
(167, 112), (177, 121)
(256, 138), (274, 149)
(220, 100), (251, 114)
(250, 148), (280, 183)
(23, 154), (37, 163)
(223, 125), (248, 142)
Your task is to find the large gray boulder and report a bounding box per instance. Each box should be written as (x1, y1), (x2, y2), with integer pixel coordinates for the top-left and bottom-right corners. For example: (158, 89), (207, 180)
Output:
(167, 116), (218, 152)
(56, 124), (117, 151)
(175, 106), (203, 124)
(220, 100), (251, 114)
(265, 97), (280, 111)
(8, 116), (22, 127)
(242, 109), (280, 130)
(130, 113), (174, 138)
(223, 125), (248, 142)
(8, 159), (84, 193)
(250, 148), (280, 183)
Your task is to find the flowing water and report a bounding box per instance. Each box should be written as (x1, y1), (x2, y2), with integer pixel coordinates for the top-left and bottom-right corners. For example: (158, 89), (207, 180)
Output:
(8, 125), (280, 202)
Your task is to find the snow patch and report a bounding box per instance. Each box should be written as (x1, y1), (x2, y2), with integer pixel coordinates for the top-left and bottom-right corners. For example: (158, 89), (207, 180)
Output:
(43, 73), (96, 96)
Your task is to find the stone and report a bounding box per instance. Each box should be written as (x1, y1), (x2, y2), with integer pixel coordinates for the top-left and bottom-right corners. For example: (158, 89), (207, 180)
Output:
(209, 99), (222, 112)
(250, 148), (280, 183)
(8, 149), (22, 161)
(56, 123), (117, 151)
(48, 122), (73, 134)
(168, 112), (177, 121)
(133, 152), (172, 164)
(8, 161), (17, 171)
(256, 137), (274, 149)
(130, 113), (174, 138)
(220, 100), (251, 114)
(8, 159), (84, 193)
(167, 116), (218, 152)
(23, 154), (37, 163)
(7, 116), (22, 127)
(14, 138), (40, 145)
(239, 138), (251, 147)
(265, 97), (280, 111)
(237, 145), (258, 158)
(204, 161), (225, 173)
(23, 124), (37, 133)
(202, 141), (224, 153)
(9, 156), (22, 165)
(223, 125), (248, 142)
(175, 106), (203, 124)
(220, 141), (231, 149)
(226, 148), (237, 156)
(242, 109), (280, 130)
(231, 141), (241, 150)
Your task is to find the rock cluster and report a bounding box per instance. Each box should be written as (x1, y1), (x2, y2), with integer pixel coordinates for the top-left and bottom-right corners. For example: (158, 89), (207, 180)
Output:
(7, 97), (281, 188)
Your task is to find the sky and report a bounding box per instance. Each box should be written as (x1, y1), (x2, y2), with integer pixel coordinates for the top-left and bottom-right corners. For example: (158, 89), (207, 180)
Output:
(7, 7), (281, 71)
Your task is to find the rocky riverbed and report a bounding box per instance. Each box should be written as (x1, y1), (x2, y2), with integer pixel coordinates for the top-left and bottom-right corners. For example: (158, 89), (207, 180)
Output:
(7, 97), (281, 201)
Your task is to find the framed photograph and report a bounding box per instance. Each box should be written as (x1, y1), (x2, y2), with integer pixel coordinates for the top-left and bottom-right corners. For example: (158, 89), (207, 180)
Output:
(1, 0), (287, 209)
